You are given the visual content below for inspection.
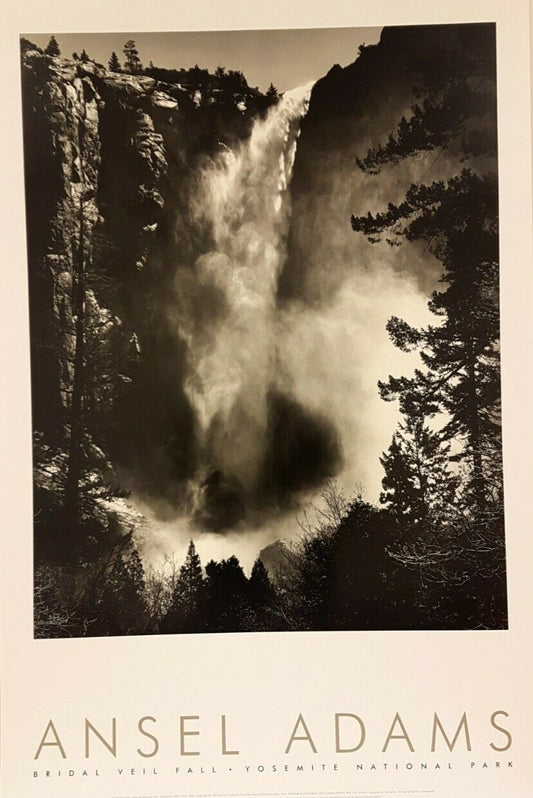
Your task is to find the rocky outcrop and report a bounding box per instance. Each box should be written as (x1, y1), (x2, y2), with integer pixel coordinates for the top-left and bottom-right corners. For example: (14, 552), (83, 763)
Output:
(23, 52), (99, 431)
(22, 52), (169, 433)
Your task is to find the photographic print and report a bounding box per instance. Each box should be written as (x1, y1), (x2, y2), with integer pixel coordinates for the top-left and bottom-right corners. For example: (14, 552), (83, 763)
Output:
(2, 2), (533, 797)
(21, 22), (507, 638)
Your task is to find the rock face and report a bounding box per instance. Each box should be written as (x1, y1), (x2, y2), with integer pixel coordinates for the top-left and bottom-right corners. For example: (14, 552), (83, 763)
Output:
(21, 48), (278, 537)
(22, 52), (173, 432)
(23, 53), (98, 432)
(21, 50), (266, 442)
(278, 22), (496, 305)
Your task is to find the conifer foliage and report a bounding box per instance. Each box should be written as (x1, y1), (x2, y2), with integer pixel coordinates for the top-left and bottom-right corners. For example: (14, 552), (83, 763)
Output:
(108, 51), (121, 72)
(123, 40), (143, 74)
(161, 541), (205, 633)
(380, 415), (458, 529)
(159, 545), (280, 634)
(45, 35), (60, 57)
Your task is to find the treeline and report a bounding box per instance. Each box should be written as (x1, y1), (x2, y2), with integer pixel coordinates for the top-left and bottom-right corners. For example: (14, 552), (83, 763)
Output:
(34, 530), (280, 637)
(34, 474), (506, 637)
(24, 35), (279, 111)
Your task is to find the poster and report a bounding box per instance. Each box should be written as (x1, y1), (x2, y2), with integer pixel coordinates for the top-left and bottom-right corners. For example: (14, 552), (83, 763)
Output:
(1, 1), (532, 796)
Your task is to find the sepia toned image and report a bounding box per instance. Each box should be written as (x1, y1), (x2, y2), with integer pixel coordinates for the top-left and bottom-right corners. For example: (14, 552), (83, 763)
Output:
(21, 22), (506, 638)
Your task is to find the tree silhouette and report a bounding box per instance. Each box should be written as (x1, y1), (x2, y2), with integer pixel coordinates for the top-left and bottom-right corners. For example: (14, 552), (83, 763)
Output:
(20, 37), (41, 55)
(249, 558), (278, 630)
(87, 538), (146, 636)
(108, 51), (121, 72)
(161, 541), (205, 633)
(249, 558), (272, 602)
(123, 40), (142, 74)
(358, 171), (500, 508)
(45, 36), (60, 57)
(380, 413), (458, 529)
(380, 434), (421, 527)
(204, 556), (253, 632)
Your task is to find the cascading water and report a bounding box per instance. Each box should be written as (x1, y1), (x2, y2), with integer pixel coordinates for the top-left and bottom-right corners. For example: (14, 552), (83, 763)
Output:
(136, 72), (432, 567)
(174, 85), (314, 521)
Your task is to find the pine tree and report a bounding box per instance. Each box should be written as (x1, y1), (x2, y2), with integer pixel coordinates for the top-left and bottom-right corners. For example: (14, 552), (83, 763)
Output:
(380, 434), (420, 526)
(123, 40), (142, 74)
(351, 24), (500, 509)
(45, 36), (60, 57)
(366, 172), (500, 509)
(108, 51), (121, 72)
(249, 558), (273, 604)
(161, 541), (204, 633)
(101, 543), (146, 635)
(78, 535), (147, 636)
(176, 540), (204, 609)
(248, 558), (277, 631)
(204, 556), (253, 632)
(380, 414), (458, 528)
(249, 558), (272, 600)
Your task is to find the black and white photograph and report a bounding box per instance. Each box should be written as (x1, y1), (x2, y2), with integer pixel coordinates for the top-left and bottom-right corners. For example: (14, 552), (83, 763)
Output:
(21, 22), (506, 638)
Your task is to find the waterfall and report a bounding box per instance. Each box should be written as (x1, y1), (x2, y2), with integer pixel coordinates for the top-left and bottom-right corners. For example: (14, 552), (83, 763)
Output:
(175, 85), (313, 508)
